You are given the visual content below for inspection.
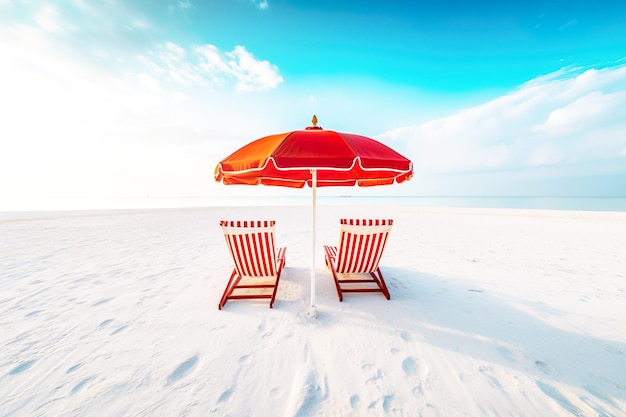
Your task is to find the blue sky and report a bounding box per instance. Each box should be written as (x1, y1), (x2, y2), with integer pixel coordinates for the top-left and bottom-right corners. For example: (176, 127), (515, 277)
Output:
(1, 0), (626, 209)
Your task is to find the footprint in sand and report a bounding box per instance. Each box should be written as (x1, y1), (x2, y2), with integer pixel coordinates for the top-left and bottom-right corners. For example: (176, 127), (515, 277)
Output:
(71, 377), (95, 394)
(350, 394), (360, 409)
(217, 387), (234, 403)
(9, 359), (36, 375)
(166, 355), (199, 385)
(110, 325), (128, 336)
(402, 357), (423, 397)
(99, 319), (114, 328)
(66, 363), (82, 374)
(402, 356), (418, 376)
(382, 394), (395, 412)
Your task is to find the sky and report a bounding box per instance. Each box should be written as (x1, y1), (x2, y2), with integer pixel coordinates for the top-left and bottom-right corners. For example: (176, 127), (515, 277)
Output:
(1, 0), (626, 210)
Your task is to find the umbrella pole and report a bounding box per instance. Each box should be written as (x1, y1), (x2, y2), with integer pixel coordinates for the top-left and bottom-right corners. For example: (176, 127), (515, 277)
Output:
(309, 169), (317, 318)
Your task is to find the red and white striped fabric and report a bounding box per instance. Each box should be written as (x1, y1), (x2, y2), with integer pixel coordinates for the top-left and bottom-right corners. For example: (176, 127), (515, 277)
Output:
(220, 220), (278, 278)
(335, 219), (393, 274)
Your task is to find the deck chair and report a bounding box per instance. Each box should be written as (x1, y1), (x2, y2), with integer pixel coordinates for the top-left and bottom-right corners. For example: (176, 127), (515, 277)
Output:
(323, 219), (393, 301)
(219, 220), (286, 309)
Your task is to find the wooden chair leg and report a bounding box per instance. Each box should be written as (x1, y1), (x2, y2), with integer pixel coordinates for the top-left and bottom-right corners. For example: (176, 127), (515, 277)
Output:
(219, 269), (239, 310)
(370, 268), (391, 300)
(324, 246), (343, 301)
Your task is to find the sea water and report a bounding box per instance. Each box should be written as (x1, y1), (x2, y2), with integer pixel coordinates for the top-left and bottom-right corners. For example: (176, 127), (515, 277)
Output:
(3, 195), (626, 213)
(199, 195), (626, 212)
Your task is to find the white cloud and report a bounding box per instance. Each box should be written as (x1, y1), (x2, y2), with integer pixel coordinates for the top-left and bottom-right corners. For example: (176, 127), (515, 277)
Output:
(150, 42), (208, 86)
(3, 1), (283, 94)
(194, 44), (235, 85)
(226, 45), (283, 92)
(141, 43), (283, 92)
(379, 64), (626, 179)
(0, 12), (290, 210)
(535, 90), (626, 134)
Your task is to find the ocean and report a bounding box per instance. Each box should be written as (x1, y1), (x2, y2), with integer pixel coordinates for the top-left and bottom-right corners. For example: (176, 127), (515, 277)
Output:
(201, 195), (626, 212)
(2, 196), (626, 213)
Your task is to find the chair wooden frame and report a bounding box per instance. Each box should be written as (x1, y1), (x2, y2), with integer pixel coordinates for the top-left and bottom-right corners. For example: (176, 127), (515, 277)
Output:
(323, 219), (393, 301)
(219, 220), (286, 309)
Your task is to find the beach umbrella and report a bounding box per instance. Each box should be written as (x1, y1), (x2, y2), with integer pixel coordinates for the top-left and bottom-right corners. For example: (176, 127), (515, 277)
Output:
(214, 115), (413, 316)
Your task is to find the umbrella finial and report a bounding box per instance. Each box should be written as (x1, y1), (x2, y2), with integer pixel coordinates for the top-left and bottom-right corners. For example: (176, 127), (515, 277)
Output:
(306, 114), (323, 130)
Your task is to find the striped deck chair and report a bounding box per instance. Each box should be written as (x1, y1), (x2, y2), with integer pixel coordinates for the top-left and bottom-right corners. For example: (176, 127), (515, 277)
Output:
(219, 220), (287, 309)
(323, 219), (393, 301)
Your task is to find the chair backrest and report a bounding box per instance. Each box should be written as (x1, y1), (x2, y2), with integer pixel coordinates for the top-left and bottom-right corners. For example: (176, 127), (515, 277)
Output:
(336, 219), (393, 274)
(220, 220), (278, 278)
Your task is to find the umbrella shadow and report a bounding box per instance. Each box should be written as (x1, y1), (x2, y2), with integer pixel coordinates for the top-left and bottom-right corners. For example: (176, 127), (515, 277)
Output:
(337, 265), (626, 413)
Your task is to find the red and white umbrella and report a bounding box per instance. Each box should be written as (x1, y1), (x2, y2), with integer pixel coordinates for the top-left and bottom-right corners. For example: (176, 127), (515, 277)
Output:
(215, 116), (413, 316)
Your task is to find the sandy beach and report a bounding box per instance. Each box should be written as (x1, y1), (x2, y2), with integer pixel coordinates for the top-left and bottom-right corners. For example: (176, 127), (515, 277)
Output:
(1, 205), (625, 416)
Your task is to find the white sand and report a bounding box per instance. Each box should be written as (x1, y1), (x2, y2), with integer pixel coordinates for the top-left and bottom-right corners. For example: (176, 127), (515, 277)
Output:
(1, 205), (625, 416)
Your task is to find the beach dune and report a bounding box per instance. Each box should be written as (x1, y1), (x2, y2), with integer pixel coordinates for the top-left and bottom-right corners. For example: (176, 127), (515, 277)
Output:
(1, 206), (625, 416)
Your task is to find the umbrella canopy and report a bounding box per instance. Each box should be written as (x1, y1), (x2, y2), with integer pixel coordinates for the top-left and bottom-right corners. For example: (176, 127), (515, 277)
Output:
(214, 116), (412, 187)
(215, 116), (413, 316)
